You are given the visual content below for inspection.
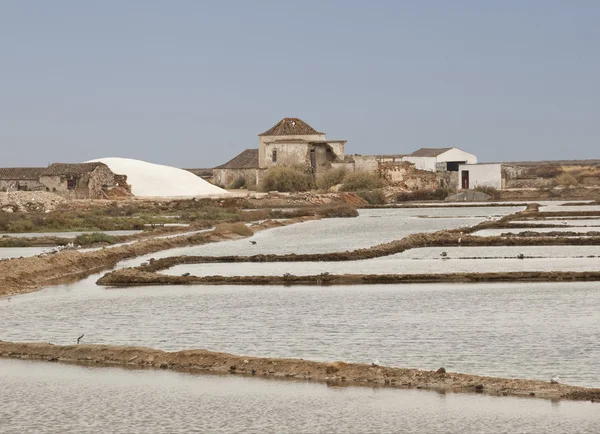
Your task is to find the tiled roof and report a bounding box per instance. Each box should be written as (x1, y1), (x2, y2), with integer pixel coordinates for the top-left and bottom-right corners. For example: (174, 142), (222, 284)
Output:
(0, 167), (47, 180)
(259, 118), (323, 136)
(408, 148), (454, 158)
(43, 162), (109, 176)
(215, 149), (259, 169)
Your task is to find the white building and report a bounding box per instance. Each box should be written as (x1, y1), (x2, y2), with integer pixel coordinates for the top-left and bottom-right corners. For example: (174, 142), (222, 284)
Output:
(458, 163), (503, 190)
(403, 147), (477, 172)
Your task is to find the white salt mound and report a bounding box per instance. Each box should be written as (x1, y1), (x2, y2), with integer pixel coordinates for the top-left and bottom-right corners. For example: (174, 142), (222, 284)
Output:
(87, 157), (228, 198)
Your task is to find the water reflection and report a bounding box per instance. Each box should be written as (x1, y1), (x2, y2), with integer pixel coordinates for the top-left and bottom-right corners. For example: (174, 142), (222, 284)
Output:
(1, 359), (598, 434)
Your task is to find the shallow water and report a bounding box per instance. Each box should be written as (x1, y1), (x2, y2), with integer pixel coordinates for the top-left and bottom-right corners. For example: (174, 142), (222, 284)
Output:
(1, 359), (598, 434)
(473, 227), (600, 237)
(510, 219), (600, 227)
(149, 207), (521, 258)
(0, 246), (47, 259)
(163, 256), (600, 277)
(2, 281), (599, 387)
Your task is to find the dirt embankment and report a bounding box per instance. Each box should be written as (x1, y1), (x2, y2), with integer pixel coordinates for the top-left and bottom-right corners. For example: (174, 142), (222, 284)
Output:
(1, 341), (598, 402)
(97, 268), (600, 287)
(0, 217), (316, 298)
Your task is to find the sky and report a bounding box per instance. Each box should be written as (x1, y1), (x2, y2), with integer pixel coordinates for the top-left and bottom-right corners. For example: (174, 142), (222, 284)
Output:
(1, 0), (599, 168)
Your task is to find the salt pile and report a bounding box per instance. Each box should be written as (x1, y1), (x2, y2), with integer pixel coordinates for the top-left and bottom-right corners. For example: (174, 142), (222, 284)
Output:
(88, 157), (228, 198)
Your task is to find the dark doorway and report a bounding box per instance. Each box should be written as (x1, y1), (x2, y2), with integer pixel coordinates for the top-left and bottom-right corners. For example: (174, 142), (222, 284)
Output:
(461, 170), (469, 190)
(310, 149), (316, 172)
(446, 161), (462, 172)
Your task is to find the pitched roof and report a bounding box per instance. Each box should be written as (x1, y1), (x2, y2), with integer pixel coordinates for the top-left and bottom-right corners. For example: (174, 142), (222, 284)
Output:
(215, 149), (259, 169)
(408, 147), (454, 157)
(259, 118), (323, 136)
(43, 162), (110, 176)
(0, 167), (47, 180)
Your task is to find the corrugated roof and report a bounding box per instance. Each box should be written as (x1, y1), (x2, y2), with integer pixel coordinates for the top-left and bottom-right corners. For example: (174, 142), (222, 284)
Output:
(43, 162), (109, 176)
(0, 167), (47, 180)
(408, 148), (454, 157)
(259, 118), (323, 136)
(215, 149), (259, 169)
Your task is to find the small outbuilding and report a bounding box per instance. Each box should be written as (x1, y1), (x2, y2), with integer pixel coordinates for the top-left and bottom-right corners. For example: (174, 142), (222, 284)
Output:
(0, 168), (47, 191)
(403, 147), (477, 172)
(458, 163), (503, 190)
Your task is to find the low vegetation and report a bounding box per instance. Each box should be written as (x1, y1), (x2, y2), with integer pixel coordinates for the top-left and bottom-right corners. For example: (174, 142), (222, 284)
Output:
(358, 189), (387, 205)
(556, 173), (579, 187)
(316, 167), (348, 191)
(75, 233), (116, 246)
(315, 204), (359, 218)
(261, 166), (315, 192)
(339, 172), (386, 192)
(396, 188), (447, 202)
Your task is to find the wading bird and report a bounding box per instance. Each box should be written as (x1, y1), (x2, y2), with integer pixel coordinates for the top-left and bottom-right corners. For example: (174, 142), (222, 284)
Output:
(250, 240), (257, 245)
(440, 251), (448, 258)
(551, 375), (560, 384)
(77, 334), (84, 345)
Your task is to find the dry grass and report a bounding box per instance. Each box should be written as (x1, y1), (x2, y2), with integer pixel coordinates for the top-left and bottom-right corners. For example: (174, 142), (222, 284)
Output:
(316, 167), (348, 191)
(261, 166), (315, 192)
(340, 172), (386, 191)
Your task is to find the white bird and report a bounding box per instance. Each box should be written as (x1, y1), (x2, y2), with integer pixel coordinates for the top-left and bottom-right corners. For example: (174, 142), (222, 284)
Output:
(551, 375), (560, 384)
(371, 359), (380, 367)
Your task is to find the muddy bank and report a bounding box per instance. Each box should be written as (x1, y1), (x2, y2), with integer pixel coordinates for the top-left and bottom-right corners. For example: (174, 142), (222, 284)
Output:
(97, 268), (600, 286)
(0, 341), (597, 402)
(0, 218), (315, 298)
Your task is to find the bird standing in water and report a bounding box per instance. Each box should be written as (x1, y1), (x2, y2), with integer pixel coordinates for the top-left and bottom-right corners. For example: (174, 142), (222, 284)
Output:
(77, 334), (84, 345)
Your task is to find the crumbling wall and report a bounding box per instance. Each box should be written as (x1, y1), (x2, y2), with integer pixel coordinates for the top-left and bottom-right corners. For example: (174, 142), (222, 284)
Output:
(378, 161), (439, 190)
(0, 179), (45, 192)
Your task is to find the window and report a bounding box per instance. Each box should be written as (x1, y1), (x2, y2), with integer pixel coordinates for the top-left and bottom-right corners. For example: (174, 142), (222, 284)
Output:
(67, 179), (77, 190)
(272, 149), (277, 163)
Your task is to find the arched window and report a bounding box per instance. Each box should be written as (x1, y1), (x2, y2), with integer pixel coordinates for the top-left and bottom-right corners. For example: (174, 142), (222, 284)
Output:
(272, 149), (277, 163)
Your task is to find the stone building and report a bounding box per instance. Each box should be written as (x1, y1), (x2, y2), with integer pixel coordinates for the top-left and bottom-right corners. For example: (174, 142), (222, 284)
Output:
(213, 118), (347, 188)
(0, 162), (127, 199)
(0, 168), (47, 192)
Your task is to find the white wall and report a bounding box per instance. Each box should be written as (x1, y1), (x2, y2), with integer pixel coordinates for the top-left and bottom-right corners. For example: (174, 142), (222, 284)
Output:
(458, 164), (502, 190)
(402, 156), (437, 172)
(438, 148), (477, 165)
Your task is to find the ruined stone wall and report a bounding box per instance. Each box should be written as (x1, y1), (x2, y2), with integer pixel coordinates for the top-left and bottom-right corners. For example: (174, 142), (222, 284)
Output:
(39, 166), (116, 199)
(259, 134), (325, 168)
(0, 179), (45, 192)
(213, 168), (260, 189)
(263, 142), (311, 169)
(377, 161), (439, 190)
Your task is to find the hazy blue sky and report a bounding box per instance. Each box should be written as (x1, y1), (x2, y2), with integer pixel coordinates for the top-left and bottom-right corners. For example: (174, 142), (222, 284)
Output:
(1, 0), (598, 168)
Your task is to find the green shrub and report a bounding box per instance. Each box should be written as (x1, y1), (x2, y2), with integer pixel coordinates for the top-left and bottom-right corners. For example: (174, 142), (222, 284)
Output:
(7, 219), (34, 233)
(316, 168), (348, 191)
(75, 233), (116, 246)
(228, 176), (246, 190)
(261, 166), (314, 192)
(340, 172), (386, 192)
(358, 189), (387, 205)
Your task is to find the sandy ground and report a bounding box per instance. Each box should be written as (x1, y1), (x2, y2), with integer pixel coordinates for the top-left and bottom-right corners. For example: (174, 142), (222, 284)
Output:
(1, 341), (598, 402)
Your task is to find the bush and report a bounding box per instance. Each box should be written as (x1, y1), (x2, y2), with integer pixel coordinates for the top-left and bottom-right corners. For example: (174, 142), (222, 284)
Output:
(75, 233), (116, 246)
(474, 185), (501, 199)
(340, 172), (386, 192)
(556, 173), (578, 187)
(533, 166), (562, 179)
(261, 166), (314, 192)
(358, 189), (387, 205)
(397, 189), (447, 202)
(316, 168), (348, 191)
(315, 204), (359, 218)
(228, 176), (246, 190)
